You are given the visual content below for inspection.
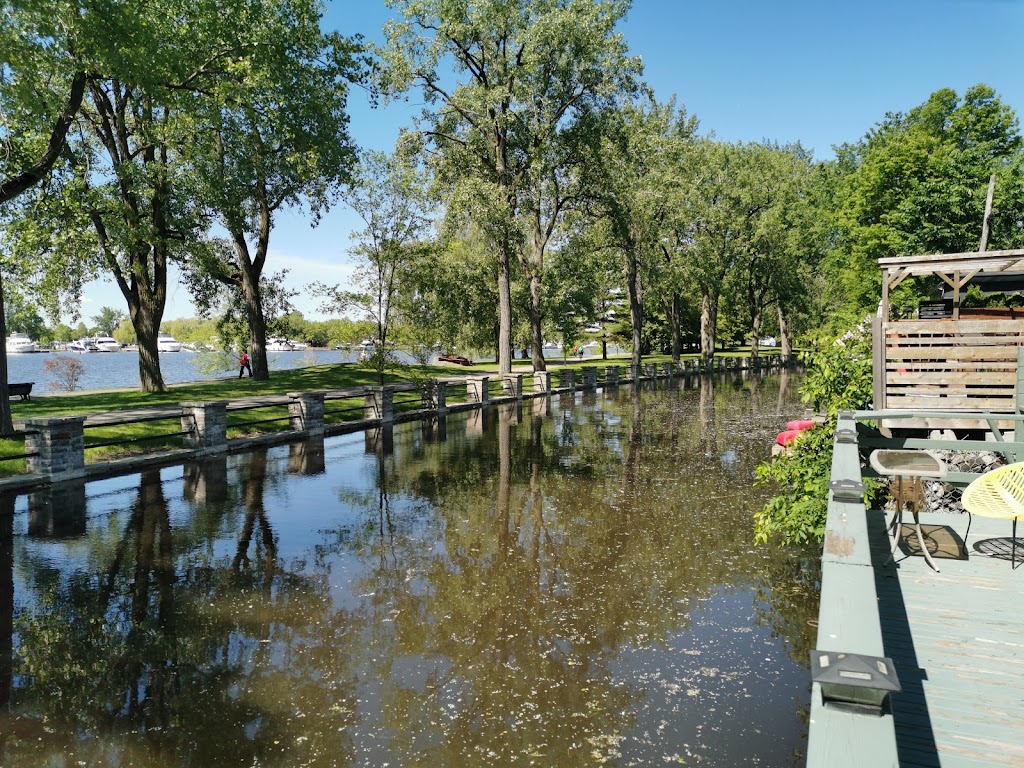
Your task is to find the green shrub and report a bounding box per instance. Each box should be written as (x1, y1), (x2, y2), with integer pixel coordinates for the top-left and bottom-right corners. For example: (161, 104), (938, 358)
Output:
(754, 319), (877, 545)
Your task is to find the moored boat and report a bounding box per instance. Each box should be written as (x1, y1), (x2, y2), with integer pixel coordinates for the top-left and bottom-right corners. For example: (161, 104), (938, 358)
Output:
(157, 332), (182, 352)
(266, 337), (294, 351)
(69, 338), (99, 353)
(93, 334), (121, 352)
(6, 333), (40, 354)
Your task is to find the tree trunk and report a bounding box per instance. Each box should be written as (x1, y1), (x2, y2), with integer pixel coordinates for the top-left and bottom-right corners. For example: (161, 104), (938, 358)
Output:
(497, 238), (513, 375)
(625, 248), (643, 370)
(528, 268), (545, 372)
(0, 268), (12, 436)
(670, 292), (682, 362)
(700, 290), (718, 364)
(132, 297), (166, 393)
(750, 307), (762, 361)
(239, 258), (269, 380)
(778, 305), (791, 363)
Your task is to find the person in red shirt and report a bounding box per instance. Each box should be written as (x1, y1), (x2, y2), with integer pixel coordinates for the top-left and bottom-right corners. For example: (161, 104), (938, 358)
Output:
(239, 351), (252, 378)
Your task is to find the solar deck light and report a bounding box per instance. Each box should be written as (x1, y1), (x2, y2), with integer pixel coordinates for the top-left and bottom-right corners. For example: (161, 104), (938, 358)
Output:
(828, 478), (866, 503)
(811, 650), (901, 715)
(834, 428), (858, 444)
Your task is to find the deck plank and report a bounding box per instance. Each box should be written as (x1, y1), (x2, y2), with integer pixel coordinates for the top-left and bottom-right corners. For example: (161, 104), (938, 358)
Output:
(867, 509), (1024, 767)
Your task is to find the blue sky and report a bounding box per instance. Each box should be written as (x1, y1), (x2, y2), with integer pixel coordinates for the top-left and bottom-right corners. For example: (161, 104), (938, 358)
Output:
(79, 0), (1024, 323)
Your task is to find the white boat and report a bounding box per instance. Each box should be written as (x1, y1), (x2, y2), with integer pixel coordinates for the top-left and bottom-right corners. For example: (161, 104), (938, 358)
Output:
(93, 334), (121, 352)
(287, 339), (308, 350)
(157, 332), (181, 352)
(69, 338), (99, 353)
(266, 337), (294, 351)
(6, 333), (39, 353)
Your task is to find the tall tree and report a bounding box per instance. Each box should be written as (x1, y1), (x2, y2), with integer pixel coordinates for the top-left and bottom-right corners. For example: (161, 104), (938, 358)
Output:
(0, 0), (93, 432)
(584, 99), (695, 369)
(189, 8), (361, 380)
(312, 149), (434, 384)
(90, 306), (127, 335)
(831, 84), (1024, 319)
(381, 0), (640, 374)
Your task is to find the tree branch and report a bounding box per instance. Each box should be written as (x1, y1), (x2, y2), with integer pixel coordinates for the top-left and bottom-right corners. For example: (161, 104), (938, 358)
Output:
(0, 71), (87, 204)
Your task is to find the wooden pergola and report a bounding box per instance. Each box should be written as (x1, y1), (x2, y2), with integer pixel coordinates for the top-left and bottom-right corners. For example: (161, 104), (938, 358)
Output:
(874, 248), (1024, 429)
(879, 247), (1024, 321)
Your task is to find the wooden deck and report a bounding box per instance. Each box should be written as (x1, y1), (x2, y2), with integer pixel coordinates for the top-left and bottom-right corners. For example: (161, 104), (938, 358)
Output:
(868, 509), (1024, 767)
(808, 411), (1024, 767)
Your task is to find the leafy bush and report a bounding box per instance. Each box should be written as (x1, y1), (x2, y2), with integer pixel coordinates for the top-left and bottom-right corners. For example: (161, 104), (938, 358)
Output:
(754, 319), (877, 545)
(44, 356), (85, 392)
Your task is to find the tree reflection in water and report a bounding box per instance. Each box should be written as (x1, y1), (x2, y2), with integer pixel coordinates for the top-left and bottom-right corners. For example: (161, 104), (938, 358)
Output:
(1, 372), (817, 767)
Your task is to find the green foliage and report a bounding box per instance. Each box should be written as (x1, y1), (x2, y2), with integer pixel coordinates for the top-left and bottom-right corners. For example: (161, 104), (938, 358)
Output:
(829, 84), (1024, 320)
(89, 306), (125, 335)
(754, 320), (877, 545)
(754, 423), (834, 544)
(798, 319), (876, 414)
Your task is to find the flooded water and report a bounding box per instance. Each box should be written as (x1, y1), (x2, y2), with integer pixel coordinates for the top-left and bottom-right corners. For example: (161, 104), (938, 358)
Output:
(0, 371), (818, 767)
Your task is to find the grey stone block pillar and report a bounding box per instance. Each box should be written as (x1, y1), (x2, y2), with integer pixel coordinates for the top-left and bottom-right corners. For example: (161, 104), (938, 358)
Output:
(644, 363), (657, 378)
(181, 402), (227, 452)
(662, 362), (675, 378)
(421, 380), (446, 415)
(467, 376), (489, 404)
(423, 380), (448, 413)
(604, 366), (620, 386)
(557, 369), (576, 391)
(629, 365), (642, 382)
(25, 416), (86, 477)
(581, 366), (597, 389)
(364, 386), (394, 422)
(533, 371), (551, 394)
(502, 374), (523, 400)
(289, 391), (325, 434)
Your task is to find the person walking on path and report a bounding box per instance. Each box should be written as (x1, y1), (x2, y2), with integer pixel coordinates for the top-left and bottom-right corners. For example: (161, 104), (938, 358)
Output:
(239, 351), (252, 378)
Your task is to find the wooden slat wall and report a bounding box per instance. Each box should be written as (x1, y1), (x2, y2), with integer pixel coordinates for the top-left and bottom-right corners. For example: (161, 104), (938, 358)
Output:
(882, 319), (1024, 414)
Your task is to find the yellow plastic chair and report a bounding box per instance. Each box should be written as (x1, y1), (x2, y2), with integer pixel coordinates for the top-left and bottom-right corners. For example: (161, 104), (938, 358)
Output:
(961, 462), (1024, 568)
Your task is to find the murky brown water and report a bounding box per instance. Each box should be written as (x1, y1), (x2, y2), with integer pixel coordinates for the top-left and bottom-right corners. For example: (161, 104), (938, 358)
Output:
(0, 370), (818, 767)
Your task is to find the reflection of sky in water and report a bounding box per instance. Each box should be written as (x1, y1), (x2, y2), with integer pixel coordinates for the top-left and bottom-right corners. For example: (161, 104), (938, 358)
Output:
(4, 373), (815, 767)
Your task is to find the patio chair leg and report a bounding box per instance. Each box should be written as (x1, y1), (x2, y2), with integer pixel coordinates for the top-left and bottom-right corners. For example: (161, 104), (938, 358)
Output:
(1014, 518), (1020, 571)
(911, 507), (940, 573)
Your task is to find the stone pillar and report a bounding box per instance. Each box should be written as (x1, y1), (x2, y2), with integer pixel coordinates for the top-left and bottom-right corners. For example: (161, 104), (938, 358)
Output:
(364, 386), (394, 422)
(581, 366), (597, 389)
(533, 370), (551, 394)
(502, 374), (523, 400)
(288, 391), (325, 434)
(630, 365), (642, 382)
(604, 365), (620, 386)
(644, 363), (657, 378)
(180, 402), (227, 453)
(467, 376), (490, 404)
(662, 362), (675, 378)
(557, 368), (575, 391)
(25, 416), (86, 477)
(422, 380), (448, 413)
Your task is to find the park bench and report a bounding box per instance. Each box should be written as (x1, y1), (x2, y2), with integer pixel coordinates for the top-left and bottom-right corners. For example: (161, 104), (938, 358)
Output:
(9, 382), (33, 401)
